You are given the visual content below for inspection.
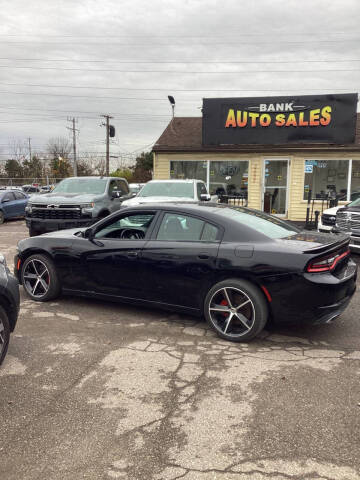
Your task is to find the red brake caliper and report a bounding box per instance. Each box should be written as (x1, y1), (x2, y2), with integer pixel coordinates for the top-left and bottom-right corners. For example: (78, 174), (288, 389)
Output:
(220, 299), (228, 317)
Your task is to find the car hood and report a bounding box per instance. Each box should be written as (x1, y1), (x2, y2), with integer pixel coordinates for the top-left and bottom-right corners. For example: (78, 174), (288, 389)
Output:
(337, 205), (360, 214)
(41, 227), (89, 238)
(122, 196), (195, 206)
(276, 231), (349, 253)
(322, 206), (341, 215)
(29, 193), (100, 204)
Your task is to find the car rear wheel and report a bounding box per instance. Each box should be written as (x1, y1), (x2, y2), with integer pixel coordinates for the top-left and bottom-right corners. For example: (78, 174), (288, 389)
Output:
(21, 254), (61, 302)
(0, 306), (10, 365)
(204, 279), (268, 342)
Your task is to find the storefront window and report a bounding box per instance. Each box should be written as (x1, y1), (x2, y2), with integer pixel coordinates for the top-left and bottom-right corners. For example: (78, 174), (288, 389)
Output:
(170, 161), (207, 182)
(303, 160), (349, 200)
(209, 161), (248, 197)
(170, 160), (249, 198)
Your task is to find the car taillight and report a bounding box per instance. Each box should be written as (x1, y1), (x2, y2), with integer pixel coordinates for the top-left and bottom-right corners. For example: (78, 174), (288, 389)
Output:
(307, 248), (350, 273)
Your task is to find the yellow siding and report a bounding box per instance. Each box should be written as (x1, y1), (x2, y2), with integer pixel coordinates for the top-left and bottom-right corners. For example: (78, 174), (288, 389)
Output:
(153, 151), (360, 221)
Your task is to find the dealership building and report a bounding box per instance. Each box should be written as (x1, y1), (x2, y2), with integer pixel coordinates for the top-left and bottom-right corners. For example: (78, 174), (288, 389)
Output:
(152, 93), (360, 221)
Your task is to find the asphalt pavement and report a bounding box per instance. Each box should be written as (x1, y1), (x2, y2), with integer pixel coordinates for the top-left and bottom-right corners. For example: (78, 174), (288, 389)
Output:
(1, 219), (360, 480)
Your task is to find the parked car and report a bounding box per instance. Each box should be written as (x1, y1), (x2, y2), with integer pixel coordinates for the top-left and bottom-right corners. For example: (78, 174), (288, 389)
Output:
(129, 183), (146, 195)
(0, 253), (20, 365)
(0, 190), (29, 224)
(318, 192), (360, 233)
(21, 185), (41, 195)
(121, 179), (212, 207)
(25, 176), (132, 236)
(40, 185), (54, 194)
(335, 197), (360, 252)
(14, 203), (356, 342)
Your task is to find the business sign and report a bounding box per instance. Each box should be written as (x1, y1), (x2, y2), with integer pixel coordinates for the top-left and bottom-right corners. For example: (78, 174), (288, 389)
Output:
(202, 93), (358, 146)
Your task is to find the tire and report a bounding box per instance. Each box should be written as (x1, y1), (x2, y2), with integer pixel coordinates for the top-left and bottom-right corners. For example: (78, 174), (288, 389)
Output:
(204, 278), (268, 342)
(0, 211), (4, 225)
(0, 305), (10, 365)
(21, 254), (61, 302)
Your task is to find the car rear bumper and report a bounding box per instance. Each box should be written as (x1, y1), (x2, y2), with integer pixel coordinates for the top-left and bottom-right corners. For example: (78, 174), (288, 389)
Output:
(26, 216), (93, 233)
(264, 260), (357, 325)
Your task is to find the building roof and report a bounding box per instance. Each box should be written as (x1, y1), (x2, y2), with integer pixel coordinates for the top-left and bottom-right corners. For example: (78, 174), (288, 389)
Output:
(153, 114), (360, 153)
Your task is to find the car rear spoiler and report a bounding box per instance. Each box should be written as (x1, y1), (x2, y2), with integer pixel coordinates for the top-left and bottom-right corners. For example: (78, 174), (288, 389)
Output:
(302, 236), (350, 255)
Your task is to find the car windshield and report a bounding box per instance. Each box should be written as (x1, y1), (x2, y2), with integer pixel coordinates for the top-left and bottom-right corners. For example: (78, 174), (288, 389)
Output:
(52, 178), (107, 195)
(138, 182), (194, 198)
(215, 207), (299, 239)
(348, 197), (360, 207)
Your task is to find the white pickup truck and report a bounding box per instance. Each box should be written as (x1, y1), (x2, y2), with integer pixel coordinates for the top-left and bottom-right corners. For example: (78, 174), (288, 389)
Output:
(121, 179), (214, 207)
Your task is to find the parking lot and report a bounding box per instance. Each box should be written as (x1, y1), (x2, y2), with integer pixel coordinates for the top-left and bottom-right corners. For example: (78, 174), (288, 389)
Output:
(0, 219), (360, 480)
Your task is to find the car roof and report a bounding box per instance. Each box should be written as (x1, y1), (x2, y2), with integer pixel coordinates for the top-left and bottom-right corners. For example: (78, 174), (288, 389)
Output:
(119, 202), (274, 242)
(146, 179), (203, 184)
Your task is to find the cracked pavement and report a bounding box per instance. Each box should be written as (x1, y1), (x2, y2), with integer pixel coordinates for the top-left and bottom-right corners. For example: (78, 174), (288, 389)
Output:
(1, 220), (360, 480)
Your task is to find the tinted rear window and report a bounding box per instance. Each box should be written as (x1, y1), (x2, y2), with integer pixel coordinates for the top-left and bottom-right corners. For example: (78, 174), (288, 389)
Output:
(214, 207), (299, 239)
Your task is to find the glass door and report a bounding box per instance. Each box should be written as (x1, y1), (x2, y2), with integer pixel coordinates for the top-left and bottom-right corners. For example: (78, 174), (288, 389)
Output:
(263, 159), (289, 216)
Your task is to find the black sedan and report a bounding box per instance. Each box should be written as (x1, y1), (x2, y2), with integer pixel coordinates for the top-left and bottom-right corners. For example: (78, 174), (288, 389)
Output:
(0, 254), (20, 364)
(14, 203), (357, 342)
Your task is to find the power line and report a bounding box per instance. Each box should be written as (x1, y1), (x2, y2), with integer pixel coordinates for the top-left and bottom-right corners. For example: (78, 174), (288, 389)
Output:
(1, 39), (359, 45)
(0, 86), (357, 93)
(0, 32), (357, 37)
(0, 57), (359, 64)
(1, 65), (360, 73)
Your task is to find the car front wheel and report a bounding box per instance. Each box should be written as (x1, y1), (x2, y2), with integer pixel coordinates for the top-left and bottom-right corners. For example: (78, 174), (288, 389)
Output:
(0, 306), (10, 365)
(204, 279), (268, 342)
(21, 254), (61, 302)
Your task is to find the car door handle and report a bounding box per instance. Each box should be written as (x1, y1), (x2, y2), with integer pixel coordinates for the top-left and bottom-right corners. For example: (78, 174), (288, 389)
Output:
(127, 251), (138, 258)
(198, 253), (209, 260)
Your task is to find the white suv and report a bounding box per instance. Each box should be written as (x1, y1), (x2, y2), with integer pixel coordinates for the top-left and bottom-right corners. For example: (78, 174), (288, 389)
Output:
(121, 179), (213, 207)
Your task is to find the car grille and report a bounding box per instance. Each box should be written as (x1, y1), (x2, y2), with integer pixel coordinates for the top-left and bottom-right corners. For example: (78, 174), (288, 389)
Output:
(336, 211), (360, 232)
(31, 204), (82, 220)
(321, 214), (336, 226)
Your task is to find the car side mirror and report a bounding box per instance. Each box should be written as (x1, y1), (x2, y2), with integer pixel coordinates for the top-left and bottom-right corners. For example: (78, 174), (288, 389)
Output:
(111, 191), (121, 199)
(200, 193), (211, 201)
(2, 198), (9, 203)
(131, 192), (137, 198)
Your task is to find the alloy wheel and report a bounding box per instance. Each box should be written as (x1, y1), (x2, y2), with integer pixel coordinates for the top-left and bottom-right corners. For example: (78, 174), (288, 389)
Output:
(23, 259), (50, 298)
(209, 287), (255, 338)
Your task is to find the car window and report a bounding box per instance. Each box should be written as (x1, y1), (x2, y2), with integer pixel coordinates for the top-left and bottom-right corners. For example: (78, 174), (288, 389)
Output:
(201, 222), (220, 241)
(117, 180), (129, 195)
(138, 182), (194, 198)
(214, 207), (299, 239)
(197, 183), (207, 197)
(95, 212), (155, 240)
(2, 192), (15, 202)
(14, 191), (26, 200)
(157, 213), (219, 242)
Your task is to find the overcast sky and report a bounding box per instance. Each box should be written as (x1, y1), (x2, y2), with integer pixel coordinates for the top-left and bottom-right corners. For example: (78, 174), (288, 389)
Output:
(0, 0), (359, 167)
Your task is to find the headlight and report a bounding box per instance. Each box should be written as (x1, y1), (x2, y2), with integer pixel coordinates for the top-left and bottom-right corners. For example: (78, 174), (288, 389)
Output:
(25, 203), (32, 213)
(80, 203), (94, 209)
(0, 254), (7, 266)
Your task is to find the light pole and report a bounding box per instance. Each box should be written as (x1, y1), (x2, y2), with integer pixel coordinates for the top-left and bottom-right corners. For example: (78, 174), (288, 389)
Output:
(168, 95), (175, 118)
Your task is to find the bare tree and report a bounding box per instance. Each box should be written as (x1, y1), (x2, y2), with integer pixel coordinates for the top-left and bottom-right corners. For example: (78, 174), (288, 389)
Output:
(47, 137), (72, 160)
(8, 139), (27, 162)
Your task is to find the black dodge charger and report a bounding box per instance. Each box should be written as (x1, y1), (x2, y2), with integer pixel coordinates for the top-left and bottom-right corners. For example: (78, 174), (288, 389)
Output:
(14, 203), (357, 342)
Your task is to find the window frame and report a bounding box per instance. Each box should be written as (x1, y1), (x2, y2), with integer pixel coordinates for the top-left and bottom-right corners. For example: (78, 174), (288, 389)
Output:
(151, 210), (223, 243)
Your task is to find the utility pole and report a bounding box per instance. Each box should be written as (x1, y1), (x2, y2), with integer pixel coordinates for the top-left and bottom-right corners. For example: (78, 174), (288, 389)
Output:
(67, 117), (78, 176)
(101, 114), (113, 176)
(28, 137), (32, 161)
